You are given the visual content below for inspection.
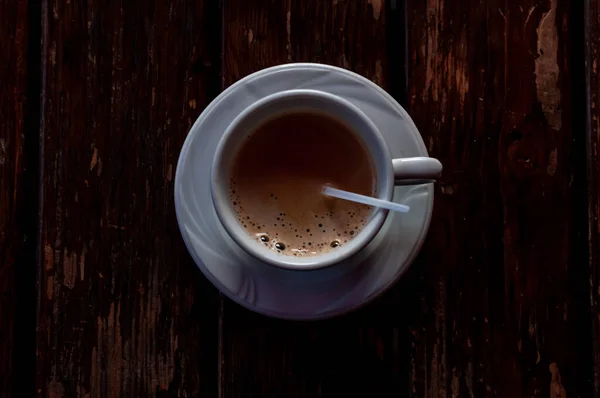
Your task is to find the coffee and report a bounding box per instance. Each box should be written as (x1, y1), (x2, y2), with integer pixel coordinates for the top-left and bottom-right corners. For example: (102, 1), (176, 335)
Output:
(229, 111), (376, 257)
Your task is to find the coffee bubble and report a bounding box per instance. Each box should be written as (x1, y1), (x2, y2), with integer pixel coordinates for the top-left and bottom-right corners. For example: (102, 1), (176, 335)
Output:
(227, 111), (376, 258)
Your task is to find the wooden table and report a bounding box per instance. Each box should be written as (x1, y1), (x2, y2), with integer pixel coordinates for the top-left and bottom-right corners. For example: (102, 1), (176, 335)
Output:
(1, 0), (599, 396)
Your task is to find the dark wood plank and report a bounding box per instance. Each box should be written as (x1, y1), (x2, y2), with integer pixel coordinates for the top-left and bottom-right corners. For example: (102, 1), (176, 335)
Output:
(405, 0), (590, 396)
(221, 0), (594, 397)
(220, 1), (408, 397)
(585, 0), (600, 394)
(36, 0), (221, 396)
(0, 1), (28, 396)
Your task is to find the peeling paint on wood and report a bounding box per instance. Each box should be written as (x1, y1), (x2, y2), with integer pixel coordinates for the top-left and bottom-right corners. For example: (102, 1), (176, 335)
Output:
(21, 0), (598, 397)
(421, 0), (469, 113)
(62, 249), (77, 289)
(406, 0), (584, 395)
(535, 0), (562, 130)
(37, 0), (220, 396)
(0, 138), (6, 165)
(89, 148), (98, 171)
(367, 0), (383, 21)
(549, 362), (567, 398)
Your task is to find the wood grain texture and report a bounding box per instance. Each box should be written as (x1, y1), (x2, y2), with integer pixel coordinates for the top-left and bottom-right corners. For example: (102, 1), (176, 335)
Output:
(36, 0), (221, 396)
(586, 0), (600, 394)
(406, 0), (588, 396)
(0, 0), (28, 396)
(220, 1), (406, 397)
(26, 0), (597, 396)
(221, 0), (593, 397)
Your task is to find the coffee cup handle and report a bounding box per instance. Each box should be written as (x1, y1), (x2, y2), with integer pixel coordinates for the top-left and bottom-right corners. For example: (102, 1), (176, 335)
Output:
(392, 157), (443, 185)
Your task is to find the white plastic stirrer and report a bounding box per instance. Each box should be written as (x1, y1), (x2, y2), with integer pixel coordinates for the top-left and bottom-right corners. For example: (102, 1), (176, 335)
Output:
(322, 186), (410, 213)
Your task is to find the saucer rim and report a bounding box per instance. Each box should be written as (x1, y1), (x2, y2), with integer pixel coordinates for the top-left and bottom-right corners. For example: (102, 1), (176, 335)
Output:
(174, 63), (434, 320)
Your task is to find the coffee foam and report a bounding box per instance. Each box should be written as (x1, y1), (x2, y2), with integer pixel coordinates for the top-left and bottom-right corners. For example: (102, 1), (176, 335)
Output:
(229, 178), (373, 257)
(227, 110), (376, 257)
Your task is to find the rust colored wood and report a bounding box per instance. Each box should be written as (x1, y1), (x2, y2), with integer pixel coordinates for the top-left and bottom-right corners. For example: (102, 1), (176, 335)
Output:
(0, 0), (28, 396)
(405, 0), (589, 396)
(36, 0), (221, 396)
(586, 0), (600, 394)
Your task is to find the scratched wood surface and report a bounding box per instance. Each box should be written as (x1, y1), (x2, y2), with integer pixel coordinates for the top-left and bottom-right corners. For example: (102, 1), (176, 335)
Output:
(35, 0), (221, 396)
(14, 0), (596, 396)
(403, 0), (593, 396)
(220, 0), (594, 397)
(586, 0), (600, 394)
(0, 0), (28, 396)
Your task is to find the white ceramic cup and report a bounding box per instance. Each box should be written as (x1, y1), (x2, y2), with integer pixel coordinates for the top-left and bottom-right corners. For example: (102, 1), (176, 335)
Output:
(211, 89), (442, 271)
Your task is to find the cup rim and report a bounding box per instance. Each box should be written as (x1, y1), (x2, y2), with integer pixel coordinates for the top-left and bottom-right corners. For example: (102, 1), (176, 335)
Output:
(210, 89), (394, 271)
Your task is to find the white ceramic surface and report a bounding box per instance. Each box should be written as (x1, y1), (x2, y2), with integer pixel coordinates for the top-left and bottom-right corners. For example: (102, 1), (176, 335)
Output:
(210, 89), (395, 271)
(174, 63), (433, 320)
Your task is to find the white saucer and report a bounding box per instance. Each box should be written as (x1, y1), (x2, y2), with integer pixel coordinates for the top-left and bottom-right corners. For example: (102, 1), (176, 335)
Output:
(174, 63), (433, 320)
